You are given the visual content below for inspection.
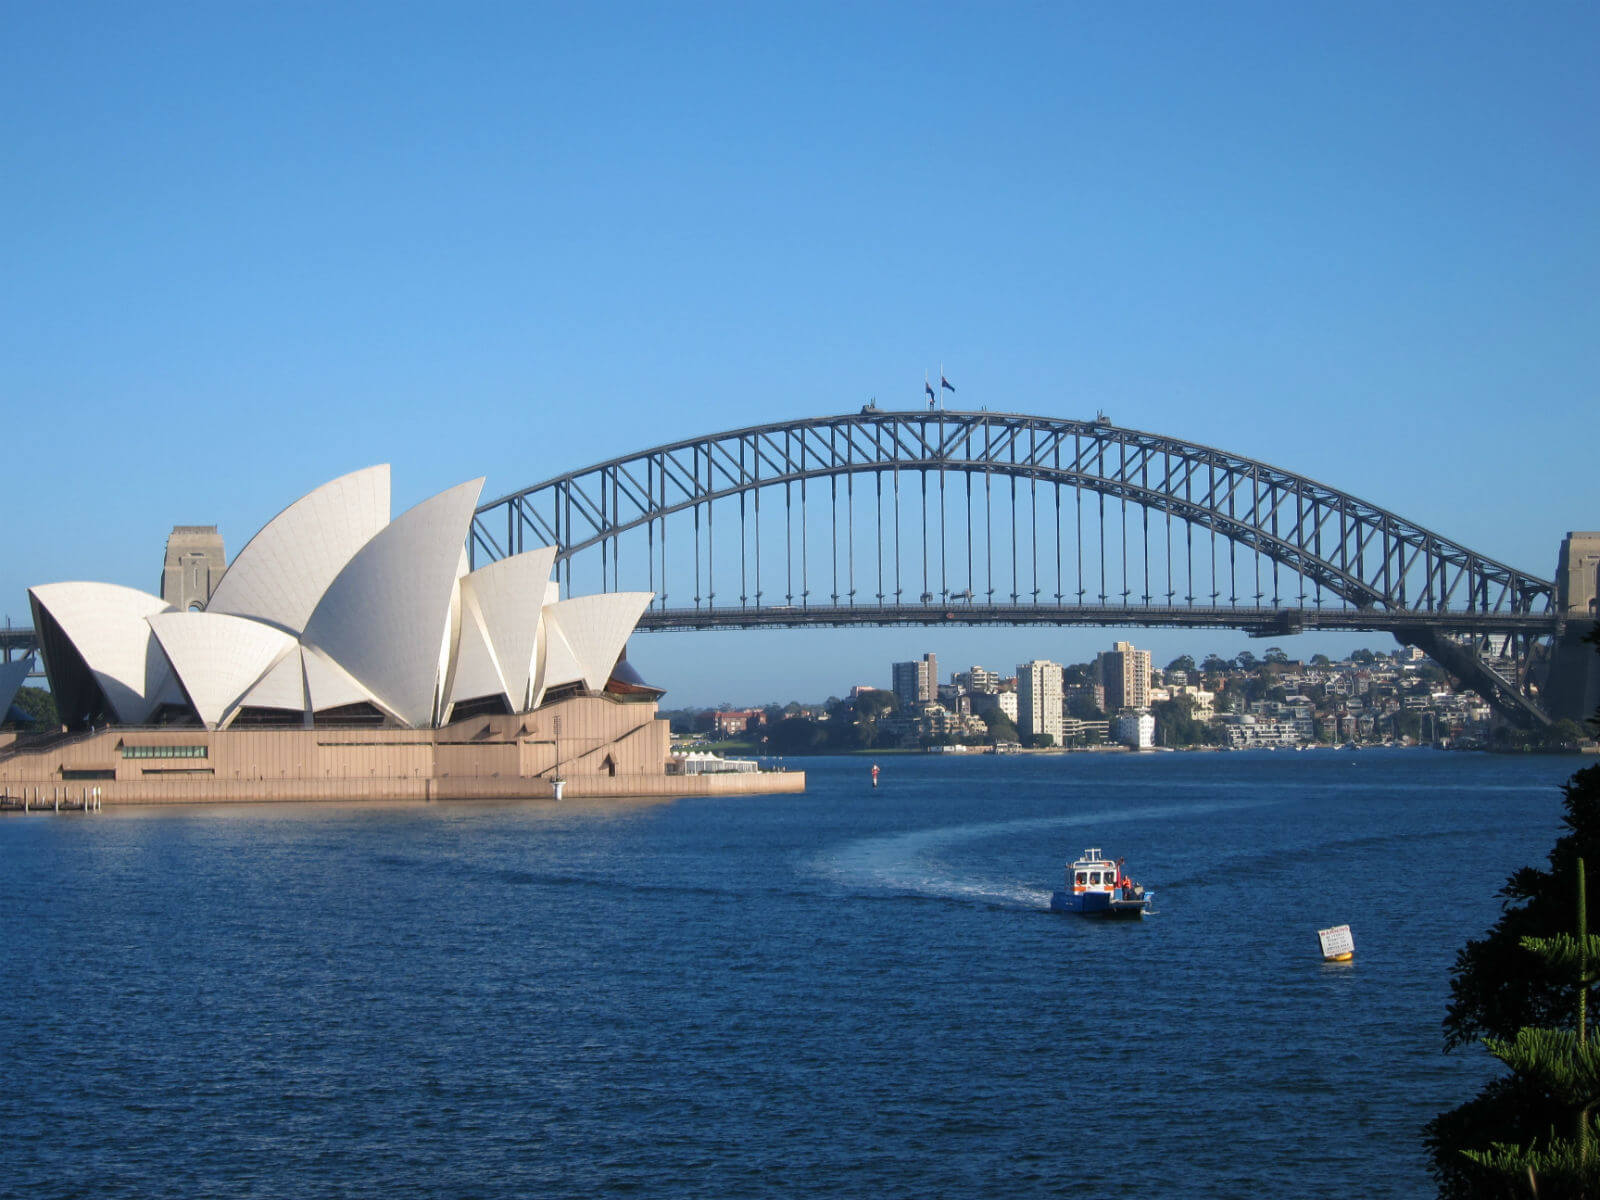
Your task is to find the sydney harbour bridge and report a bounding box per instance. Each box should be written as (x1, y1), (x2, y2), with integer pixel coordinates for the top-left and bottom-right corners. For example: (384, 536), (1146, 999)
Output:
(3, 409), (1592, 728)
(465, 409), (1594, 730)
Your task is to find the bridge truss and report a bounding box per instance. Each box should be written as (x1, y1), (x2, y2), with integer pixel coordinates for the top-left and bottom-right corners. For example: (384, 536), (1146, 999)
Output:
(462, 409), (1559, 724)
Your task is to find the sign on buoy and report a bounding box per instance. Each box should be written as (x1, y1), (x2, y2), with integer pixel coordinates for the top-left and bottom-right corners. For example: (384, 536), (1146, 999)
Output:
(1318, 924), (1355, 962)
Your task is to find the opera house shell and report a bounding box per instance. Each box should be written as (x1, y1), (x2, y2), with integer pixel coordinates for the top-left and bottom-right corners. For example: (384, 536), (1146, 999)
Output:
(29, 466), (651, 733)
(2, 468), (804, 806)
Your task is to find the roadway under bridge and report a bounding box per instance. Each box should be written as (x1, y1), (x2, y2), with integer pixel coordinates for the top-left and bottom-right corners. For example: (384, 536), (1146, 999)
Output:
(472, 409), (1591, 729)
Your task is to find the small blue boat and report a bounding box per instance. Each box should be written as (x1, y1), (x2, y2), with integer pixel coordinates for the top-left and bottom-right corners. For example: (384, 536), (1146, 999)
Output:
(1050, 848), (1153, 918)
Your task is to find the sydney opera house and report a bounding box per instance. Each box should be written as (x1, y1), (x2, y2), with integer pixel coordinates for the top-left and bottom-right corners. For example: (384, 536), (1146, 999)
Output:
(1, 467), (801, 805)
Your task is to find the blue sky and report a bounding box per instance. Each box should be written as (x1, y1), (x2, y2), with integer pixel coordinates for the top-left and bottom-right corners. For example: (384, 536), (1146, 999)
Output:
(4, 3), (1594, 707)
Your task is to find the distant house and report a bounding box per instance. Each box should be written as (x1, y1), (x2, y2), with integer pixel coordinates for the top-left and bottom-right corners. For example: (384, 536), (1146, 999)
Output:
(710, 709), (765, 737)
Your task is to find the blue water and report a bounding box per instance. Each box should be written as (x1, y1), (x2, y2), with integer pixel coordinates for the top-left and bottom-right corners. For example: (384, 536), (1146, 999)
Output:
(0, 749), (1581, 1198)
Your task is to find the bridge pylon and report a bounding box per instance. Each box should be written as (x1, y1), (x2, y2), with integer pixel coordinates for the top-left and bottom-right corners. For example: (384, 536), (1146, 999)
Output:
(1540, 532), (1600, 724)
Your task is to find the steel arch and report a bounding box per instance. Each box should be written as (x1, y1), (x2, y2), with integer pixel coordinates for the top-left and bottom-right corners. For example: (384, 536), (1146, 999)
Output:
(472, 409), (1553, 620)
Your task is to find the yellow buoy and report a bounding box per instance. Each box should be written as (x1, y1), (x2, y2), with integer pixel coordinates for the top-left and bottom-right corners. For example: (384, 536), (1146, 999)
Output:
(1318, 924), (1355, 962)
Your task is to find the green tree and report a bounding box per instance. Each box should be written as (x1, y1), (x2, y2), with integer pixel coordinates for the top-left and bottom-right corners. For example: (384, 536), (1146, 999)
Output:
(1066, 693), (1106, 719)
(767, 716), (827, 755)
(1461, 860), (1600, 1194)
(1428, 762), (1600, 1195)
(834, 689), (897, 751)
(853, 690), (898, 721)
(1263, 646), (1289, 665)
(1311, 653), (1332, 667)
(1548, 720), (1589, 751)
(1428, 628), (1600, 1195)
(982, 708), (1019, 743)
(1022, 731), (1055, 749)
(1151, 694), (1215, 747)
(1166, 654), (1197, 673)
(1488, 720), (1588, 755)
(1387, 710), (1421, 741)
(10, 686), (58, 727)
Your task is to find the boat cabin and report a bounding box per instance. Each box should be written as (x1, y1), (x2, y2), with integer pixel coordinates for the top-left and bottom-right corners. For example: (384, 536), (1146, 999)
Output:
(1068, 848), (1124, 895)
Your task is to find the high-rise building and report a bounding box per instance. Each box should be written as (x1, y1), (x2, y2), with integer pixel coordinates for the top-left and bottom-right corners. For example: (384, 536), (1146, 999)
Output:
(1017, 659), (1064, 744)
(955, 665), (1000, 694)
(1102, 640), (1151, 712)
(891, 653), (938, 709)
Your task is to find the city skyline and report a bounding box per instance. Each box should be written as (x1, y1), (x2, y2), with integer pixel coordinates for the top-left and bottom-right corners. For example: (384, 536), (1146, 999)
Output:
(685, 633), (1402, 712)
(641, 626), (1426, 710)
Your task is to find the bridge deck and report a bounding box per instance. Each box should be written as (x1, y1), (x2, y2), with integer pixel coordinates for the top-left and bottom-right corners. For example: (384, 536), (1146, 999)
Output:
(637, 603), (1563, 635)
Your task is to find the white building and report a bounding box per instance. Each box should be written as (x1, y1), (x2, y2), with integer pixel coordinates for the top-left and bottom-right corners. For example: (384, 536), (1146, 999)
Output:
(1220, 715), (1304, 748)
(1112, 710), (1156, 750)
(1017, 660), (1064, 744)
(955, 665), (1000, 693)
(28, 466), (652, 732)
(1060, 716), (1111, 745)
(974, 690), (1019, 723)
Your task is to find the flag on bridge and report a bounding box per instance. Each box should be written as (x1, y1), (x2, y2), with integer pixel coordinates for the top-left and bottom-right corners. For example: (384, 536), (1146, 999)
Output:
(941, 374), (956, 393)
(925, 378), (936, 407)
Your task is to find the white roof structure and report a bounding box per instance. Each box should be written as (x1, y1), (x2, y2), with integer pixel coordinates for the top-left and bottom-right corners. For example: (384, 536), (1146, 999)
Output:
(539, 592), (654, 694)
(28, 582), (175, 724)
(302, 644), (385, 715)
(239, 647), (309, 715)
(146, 612), (298, 729)
(302, 478), (483, 728)
(447, 602), (506, 716)
(207, 465), (390, 634)
(453, 547), (558, 713)
(536, 615), (585, 707)
(29, 469), (654, 731)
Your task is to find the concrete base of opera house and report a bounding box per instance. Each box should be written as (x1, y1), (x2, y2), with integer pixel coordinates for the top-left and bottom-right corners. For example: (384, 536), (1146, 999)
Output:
(0, 694), (804, 808)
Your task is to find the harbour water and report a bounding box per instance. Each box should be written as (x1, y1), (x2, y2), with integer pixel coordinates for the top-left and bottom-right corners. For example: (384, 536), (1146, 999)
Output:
(0, 749), (1582, 1197)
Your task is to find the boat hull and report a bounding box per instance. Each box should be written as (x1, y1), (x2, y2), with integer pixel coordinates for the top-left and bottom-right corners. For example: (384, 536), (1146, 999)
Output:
(1050, 889), (1152, 918)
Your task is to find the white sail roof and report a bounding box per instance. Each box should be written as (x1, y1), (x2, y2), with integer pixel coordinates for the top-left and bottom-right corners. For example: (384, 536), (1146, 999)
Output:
(302, 644), (385, 715)
(146, 612), (298, 729)
(239, 646), (310, 714)
(460, 546), (557, 711)
(540, 592), (653, 693)
(535, 612), (584, 706)
(25, 469), (665, 733)
(28, 582), (175, 724)
(302, 478), (484, 728)
(446, 600), (506, 713)
(207, 465), (390, 635)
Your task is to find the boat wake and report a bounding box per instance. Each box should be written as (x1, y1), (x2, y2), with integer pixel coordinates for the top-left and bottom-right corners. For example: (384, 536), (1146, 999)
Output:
(809, 799), (1272, 909)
